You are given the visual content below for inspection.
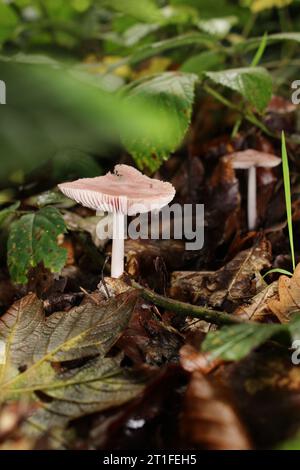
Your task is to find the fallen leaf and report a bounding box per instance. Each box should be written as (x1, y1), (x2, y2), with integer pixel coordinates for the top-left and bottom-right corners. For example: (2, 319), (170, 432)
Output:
(268, 263), (300, 322)
(214, 345), (300, 447)
(124, 239), (185, 291)
(234, 281), (278, 320)
(91, 365), (185, 450)
(170, 238), (271, 310)
(117, 298), (182, 366)
(181, 370), (251, 450)
(0, 290), (144, 440)
(180, 344), (222, 374)
(62, 210), (113, 249)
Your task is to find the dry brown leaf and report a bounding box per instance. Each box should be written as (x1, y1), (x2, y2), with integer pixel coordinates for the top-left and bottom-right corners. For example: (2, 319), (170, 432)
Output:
(181, 370), (252, 450)
(234, 281), (278, 321)
(180, 344), (222, 374)
(268, 263), (300, 323)
(170, 238), (271, 310)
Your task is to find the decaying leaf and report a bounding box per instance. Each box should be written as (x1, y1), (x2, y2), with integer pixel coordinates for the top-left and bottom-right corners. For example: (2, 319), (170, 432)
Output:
(170, 238), (271, 310)
(124, 239), (185, 291)
(180, 344), (222, 374)
(0, 290), (144, 439)
(91, 365), (185, 450)
(181, 370), (252, 450)
(214, 346), (300, 447)
(268, 263), (300, 323)
(62, 210), (113, 249)
(234, 281), (278, 321)
(117, 298), (182, 366)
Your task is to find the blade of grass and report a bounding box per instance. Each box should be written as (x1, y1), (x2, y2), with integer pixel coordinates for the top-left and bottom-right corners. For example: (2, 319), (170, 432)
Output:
(263, 268), (293, 279)
(251, 32), (268, 67)
(282, 130), (295, 271)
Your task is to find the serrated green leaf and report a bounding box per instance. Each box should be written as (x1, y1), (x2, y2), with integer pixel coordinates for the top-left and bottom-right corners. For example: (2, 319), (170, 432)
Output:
(0, 290), (144, 435)
(7, 207), (67, 284)
(206, 67), (273, 113)
(202, 314), (300, 362)
(122, 72), (198, 171)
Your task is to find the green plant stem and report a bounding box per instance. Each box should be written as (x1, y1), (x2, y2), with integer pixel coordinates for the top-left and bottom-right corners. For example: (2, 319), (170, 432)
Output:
(132, 281), (248, 326)
(203, 84), (272, 136)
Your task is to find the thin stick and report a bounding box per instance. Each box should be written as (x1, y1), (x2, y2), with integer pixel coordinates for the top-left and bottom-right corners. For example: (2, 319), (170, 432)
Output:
(132, 281), (248, 326)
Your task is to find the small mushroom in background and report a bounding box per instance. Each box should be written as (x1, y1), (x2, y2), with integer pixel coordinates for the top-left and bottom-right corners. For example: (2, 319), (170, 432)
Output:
(227, 149), (281, 231)
(58, 164), (175, 278)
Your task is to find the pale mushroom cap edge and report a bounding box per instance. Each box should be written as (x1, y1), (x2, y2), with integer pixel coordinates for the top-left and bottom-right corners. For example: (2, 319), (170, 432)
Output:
(227, 149), (281, 170)
(58, 164), (176, 215)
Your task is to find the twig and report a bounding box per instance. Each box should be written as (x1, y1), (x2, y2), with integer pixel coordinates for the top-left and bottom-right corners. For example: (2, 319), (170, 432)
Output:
(132, 281), (248, 326)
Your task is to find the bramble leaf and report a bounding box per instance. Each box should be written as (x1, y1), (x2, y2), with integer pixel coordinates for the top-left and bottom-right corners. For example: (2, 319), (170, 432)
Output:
(122, 72), (198, 172)
(202, 314), (300, 362)
(7, 207), (67, 284)
(206, 67), (273, 112)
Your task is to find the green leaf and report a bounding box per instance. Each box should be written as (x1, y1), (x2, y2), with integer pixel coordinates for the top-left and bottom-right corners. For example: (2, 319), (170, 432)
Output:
(277, 430), (300, 450)
(206, 67), (273, 113)
(0, 202), (20, 227)
(7, 207), (67, 284)
(180, 51), (225, 77)
(122, 72), (198, 171)
(202, 314), (300, 362)
(126, 33), (216, 66)
(99, 0), (163, 23)
(0, 290), (144, 436)
(0, 3), (18, 43)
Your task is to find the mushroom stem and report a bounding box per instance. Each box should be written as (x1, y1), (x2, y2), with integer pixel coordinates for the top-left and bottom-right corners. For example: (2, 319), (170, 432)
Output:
(247, 166), (257, 230)
(111, 212), (125, 278)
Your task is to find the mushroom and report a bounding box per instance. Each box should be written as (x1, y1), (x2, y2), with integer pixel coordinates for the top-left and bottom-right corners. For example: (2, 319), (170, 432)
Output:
(228, 149), (281, 230)
(58, 164), (175, 278)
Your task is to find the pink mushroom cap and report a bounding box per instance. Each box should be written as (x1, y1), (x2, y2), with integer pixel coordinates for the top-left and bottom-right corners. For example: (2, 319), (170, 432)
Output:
(58, 164), (176, 215)
(228, 149), (281, 170)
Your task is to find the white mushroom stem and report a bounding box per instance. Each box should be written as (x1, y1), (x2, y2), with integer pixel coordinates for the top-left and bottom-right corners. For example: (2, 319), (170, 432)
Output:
(111, 212), (125, 278)
(247, 166), (257, 231)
